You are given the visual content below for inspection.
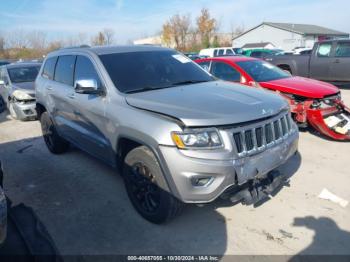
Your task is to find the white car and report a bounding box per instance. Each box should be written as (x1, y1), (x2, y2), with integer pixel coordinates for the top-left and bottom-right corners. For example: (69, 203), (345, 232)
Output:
(199, 47), (235, 57)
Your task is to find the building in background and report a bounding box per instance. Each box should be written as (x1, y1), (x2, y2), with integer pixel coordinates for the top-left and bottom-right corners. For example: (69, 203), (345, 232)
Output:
(241, 42), (276, 50)
(133, 36), (163, 46)
(232, 22), (349, 51)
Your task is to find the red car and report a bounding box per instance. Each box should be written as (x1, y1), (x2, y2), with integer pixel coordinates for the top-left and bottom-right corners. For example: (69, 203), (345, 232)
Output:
(195, 56), (350, 141)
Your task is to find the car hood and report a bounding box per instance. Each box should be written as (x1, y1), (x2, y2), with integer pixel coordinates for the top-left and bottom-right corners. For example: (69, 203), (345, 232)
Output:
(259, 76), (339, 99)
(125, 81), (288, 127)
(11, 82), (35, 96)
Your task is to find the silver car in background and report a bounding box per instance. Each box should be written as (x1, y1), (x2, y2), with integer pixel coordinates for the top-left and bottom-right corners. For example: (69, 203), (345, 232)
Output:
(35, 45), (299, 224)
(0, 62), (41, 120)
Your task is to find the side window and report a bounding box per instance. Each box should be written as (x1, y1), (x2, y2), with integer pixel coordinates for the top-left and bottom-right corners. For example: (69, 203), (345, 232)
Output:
(74, 56), (102, 88)
(211, 62), (241, 82)
(213, 50), (218, 57)
(42, 56), (57, 80)
(335, 42), (350, 57)
(197, 61), (211, 72)
(218, 49), (225, 56)
(226, 49), (234, 55)
(54, 55), (76, 86)
(317, 43), (332, 57)
(251, 51), (262, 58)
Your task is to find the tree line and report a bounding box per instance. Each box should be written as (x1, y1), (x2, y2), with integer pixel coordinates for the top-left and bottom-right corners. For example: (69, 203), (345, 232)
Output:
(161, 8), (244, 52)
(0, 28), (116, 60)
(0, 8), (245, 60)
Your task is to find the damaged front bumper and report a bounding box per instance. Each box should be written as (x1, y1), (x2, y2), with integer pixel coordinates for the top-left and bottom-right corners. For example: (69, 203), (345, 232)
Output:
(158, 127), (298, 203)
(287, 94), (350, 141)
(220, 170), (288, 206)
(307, 100), (350, 141)
(11, 100), (37, 120)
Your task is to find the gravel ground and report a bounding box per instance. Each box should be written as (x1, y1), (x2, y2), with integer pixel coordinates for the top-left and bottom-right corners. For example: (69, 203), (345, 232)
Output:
(0, 89), (349, 258)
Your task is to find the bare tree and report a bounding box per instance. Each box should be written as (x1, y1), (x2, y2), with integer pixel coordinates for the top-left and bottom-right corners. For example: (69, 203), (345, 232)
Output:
(47, 40), (64, 52)
(91, 31), (106, 46)
(28, 30), (47, 50)
(7, 29), (29, 48)
(0, 35), (5, 52)
(161, 13), (191, 51)
(103, 28), (115, 45)
(77, 32), (88, 45)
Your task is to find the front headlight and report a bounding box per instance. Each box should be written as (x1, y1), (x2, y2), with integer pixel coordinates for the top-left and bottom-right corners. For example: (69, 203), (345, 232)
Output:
(12, 90), (33, 101)
(171, 128), (223, 149)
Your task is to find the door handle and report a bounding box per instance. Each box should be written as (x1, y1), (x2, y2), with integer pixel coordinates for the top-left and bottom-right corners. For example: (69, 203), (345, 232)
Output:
(333, 59), (340, 63)
(67, 93), (75, 99)
(46, 86), (53, 90)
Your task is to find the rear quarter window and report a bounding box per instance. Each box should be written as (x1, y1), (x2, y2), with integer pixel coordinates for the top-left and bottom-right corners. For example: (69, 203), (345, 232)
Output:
(42, 56), (58, 80)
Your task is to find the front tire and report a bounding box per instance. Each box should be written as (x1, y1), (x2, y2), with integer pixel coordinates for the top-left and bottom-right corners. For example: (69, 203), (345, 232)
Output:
(40, 112), (69, 154)
(123, 146), (183, 224)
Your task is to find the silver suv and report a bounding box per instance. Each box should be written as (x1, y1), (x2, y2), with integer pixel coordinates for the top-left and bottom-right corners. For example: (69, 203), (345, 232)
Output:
(35, 45), (299, 223)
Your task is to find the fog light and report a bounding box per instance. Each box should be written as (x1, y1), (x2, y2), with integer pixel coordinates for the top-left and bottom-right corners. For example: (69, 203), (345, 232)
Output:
(191, 176), (213, 187)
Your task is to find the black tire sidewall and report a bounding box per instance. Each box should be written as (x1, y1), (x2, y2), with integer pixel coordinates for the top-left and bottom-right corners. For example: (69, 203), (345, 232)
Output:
(40, 112), (69, 154)
(123, 146), (181, 224)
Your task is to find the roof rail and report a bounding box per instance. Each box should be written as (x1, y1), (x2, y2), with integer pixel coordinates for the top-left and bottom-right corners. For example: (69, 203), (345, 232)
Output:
(59, 44), (91, 50)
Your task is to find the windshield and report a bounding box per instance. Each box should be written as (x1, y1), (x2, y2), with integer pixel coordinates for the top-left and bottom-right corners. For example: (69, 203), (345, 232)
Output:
(8, 66), (41, 83)
(236, 60), (291, 82)
(99, 50), (214, 93)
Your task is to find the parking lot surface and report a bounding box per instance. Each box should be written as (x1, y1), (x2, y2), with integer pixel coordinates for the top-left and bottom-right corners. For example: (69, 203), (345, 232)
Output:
(0, 89), (349, 257)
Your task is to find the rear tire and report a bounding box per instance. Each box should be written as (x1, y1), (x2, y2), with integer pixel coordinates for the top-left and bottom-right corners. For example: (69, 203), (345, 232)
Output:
(40, 112), (69, 154)
(123, 146), (183, 224)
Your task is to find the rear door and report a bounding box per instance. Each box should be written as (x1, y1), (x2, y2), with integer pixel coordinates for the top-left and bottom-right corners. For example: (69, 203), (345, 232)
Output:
(309, 42), (333, 81)
(51, 55), (77, 140)
(69, 55), (113, 163)
(329, 41), (350, 82)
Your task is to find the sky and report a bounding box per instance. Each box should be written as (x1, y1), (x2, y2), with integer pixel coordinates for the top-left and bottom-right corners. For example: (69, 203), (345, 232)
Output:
(0, 0), (349, 44)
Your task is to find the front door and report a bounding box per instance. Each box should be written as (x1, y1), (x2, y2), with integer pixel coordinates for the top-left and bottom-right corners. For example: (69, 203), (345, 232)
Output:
(69, 55), (113, 164)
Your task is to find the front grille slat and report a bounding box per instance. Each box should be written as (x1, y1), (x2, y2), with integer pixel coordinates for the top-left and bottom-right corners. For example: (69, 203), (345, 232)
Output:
(265, 123), (273, 144)
(274, 120), (281, 140)
(255, 127), (263, 148)
(244, 130), (254, 151)
(233, 132), (243, 153)
(281, 116), (287, 135)
(232, 112), (293, 156)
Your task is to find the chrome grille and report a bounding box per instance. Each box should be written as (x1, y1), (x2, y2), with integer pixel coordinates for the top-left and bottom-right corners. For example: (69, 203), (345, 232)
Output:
(232, 112), (294, 156)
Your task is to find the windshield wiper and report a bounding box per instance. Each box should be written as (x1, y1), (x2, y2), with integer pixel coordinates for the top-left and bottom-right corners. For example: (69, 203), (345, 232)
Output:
(125, 85), (172, 94)
(170, 79), (212, 86)
(125, 80), (213, 94)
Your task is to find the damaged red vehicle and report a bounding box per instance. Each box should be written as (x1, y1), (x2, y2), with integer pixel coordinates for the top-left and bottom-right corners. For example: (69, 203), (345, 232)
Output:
(195, 56), (350, 140)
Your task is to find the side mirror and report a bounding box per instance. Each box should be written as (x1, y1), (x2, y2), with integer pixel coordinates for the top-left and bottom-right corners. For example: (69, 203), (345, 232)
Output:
(74, 79), (104, 95)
